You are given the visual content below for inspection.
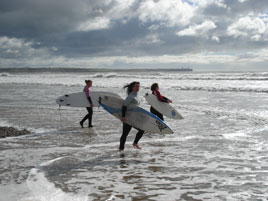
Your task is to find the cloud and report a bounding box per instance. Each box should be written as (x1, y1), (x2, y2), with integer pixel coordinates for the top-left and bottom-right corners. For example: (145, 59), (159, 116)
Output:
(0, 0), (268, 70)
(212, 36), (220, 43)
(136, 33), (164, 45)
(176, 20), (217, 37)
(0, 36), (57, 65)
(0, 36), (38, 58)
(137, 0), (195, 27)
(227, 16), (268, 40)
(77, 17), (111, 31)
(192, 0), (227, 9)
(0, 0), (87, 37)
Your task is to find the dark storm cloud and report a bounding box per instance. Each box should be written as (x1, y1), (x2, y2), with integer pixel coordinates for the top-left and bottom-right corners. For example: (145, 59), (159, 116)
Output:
(0, 0), (267, 70)
(51, 19), (150, 57)
(0, 0), (147, 55)
(0, 0), (89, 38)
(226, 0), (268, 14)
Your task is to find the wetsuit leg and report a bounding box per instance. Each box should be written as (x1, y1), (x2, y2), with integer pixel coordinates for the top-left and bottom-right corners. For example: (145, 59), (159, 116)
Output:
(120, 123), (132, 150)
(150, 106), (164, 121)
(81, 107), (89, 124)
(86, 107), (93, 126)
(80, 107), (93, 127)
(133, 129), (144, 145)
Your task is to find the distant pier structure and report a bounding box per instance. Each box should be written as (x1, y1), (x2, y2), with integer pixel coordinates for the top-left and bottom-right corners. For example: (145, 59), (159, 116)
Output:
(177, 67), (193, 71)
(146, 67), (193, 72)
(162, 67), (192, 72)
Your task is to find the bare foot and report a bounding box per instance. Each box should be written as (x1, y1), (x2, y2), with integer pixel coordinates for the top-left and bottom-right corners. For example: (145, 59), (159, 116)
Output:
(133, 143), (142, 149)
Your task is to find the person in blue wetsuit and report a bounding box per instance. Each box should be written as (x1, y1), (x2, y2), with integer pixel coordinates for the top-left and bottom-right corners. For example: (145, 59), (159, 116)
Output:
(119, 81), (144, 151)
(150, 83), (172, 121)
(80, 80), (94, 128)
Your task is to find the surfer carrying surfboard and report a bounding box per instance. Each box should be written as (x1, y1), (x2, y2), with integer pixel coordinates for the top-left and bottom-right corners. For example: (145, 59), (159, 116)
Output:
(120, 81), (144, 151)
(150, 83), (172, 121)
(80, 80), (94, 128)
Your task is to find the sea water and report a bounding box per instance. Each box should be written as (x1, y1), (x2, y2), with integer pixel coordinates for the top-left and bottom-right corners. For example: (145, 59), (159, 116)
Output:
(0, 70), (268, 201)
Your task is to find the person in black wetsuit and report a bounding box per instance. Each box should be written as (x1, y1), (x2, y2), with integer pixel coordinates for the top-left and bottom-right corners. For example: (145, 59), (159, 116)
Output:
(119, 81), (144, 151)
(80, 80), (94, 128)
(150, 83), (172, 121)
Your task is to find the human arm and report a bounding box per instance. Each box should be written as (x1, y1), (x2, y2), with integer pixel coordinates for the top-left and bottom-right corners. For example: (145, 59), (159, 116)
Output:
(121, 106), (127, 122)
(122, 92), (136, 106)
(121, 92), (136, 122)
(84, 87), (94, 107)
(155, 90), (172, 103)
(87, 96), (94, 107)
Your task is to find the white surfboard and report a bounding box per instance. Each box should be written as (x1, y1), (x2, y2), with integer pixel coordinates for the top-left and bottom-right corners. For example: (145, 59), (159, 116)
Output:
(144, 93), (183, 119)
(99, 95), (174, 134)
(56, 91), (120, 107)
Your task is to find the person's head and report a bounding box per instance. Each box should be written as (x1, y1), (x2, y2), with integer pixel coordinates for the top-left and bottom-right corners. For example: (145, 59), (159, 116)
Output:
(123, 81), (140, 94)
(85, 80), (92, 87)
(151, 83), (159, 91)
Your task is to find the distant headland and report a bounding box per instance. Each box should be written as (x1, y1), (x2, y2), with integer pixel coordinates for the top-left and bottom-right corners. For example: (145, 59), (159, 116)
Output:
(0, 67), (193, 73)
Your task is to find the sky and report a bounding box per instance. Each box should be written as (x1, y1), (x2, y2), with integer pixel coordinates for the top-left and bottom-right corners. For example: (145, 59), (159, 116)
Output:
(0, 0), (268, 71)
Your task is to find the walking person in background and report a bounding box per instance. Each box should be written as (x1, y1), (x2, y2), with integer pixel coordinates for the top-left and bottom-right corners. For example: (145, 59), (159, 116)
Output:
(120, 81), (144, 151)
(80, 80), (94, 128)
(150, 83), (172, 121)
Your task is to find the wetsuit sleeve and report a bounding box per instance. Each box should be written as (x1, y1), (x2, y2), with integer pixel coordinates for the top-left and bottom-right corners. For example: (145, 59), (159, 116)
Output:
(122, 92), (136, 117)
(161, 96), (169, 102)
(84, 87), (92, 104)
(122, 92), (135, 106)
(155, 90), (168, 103)
(122, 106), (127, 117)
(87, 96), (93, 104)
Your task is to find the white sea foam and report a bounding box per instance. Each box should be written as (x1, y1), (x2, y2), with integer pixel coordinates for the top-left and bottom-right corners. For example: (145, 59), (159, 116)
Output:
(0, 119), (14, 127)
(177, 104), (268, 124)
(28, 127), (58, 134)
(0, 72), (10, 76)
(222, 125), (268, 140)
(22, 159), (88, 201)
(1, 72), (268, 94)
(2, 70), (268, 201)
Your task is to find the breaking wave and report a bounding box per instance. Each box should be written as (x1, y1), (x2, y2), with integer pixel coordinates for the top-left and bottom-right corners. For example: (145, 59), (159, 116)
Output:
(0, 71), (268, 94)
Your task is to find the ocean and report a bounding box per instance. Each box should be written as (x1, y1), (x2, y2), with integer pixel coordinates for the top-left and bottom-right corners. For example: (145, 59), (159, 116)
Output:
(0, 70), (268, 201)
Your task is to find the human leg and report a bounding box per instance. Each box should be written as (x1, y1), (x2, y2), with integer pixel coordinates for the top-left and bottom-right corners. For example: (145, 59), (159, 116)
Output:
(86, 107), (93, 127)
(119, 123), (132, 151)
(133, 129), (144, 149)
(150, 106), (164, 121)
(80, 107), (92, 127)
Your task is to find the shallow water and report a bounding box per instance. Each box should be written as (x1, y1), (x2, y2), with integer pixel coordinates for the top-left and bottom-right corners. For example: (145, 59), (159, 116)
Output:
(1, 71), (268, 201)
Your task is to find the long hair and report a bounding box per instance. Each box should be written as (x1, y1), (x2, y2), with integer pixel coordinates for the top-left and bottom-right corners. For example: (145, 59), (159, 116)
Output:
(85, 80), (92, 84)
(123, 81), (140, 95)
(151, 83), (159, 91)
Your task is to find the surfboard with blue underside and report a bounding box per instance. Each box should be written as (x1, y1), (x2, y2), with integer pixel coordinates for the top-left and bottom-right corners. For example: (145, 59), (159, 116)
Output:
(56, 91), (120, 107)
(99, 95), (174, 134)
